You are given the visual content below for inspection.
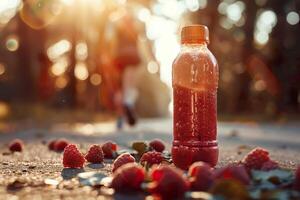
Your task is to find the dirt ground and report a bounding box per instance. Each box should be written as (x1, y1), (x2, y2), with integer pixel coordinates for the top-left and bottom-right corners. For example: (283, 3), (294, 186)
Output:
(0, 119), (299, 199)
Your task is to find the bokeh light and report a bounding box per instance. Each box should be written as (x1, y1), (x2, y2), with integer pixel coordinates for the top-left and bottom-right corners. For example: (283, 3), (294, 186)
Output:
(47, 39), (71, 61)
(6, 37), (19, 52)
(51, 57), (69, 76)
(75, 62), (89, 81)
(76, 42), (88, 61)
(147, 61), (159, 74)
(90, 74), (102, 86)
(255, 10), (277, 45)
(0, 0), (21, 25)
(0, 63), (6, 76)
(286, 11), (300, 26)
(55, 76), (68, 89)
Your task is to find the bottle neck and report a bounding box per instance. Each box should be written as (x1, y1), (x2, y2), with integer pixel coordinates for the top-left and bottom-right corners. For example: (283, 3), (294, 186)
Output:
(181, 42), (207, 48)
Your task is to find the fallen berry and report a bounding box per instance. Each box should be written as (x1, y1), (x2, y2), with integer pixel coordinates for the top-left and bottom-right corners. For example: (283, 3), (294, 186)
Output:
(242, 147), (270, 171)
(213, 164), (250, 185)
(48, 139), (57, 150)
(294, 165), (300, 191)
(111, 163), (145, 192)
(85, 144), (104, 163)
(140, 151), (163, 167)
(101, 141), (117, 158)
(54, 139), (69, 152)
(9, 139), (24, 152)
(261, 160), (279, 171)
(188, 161), (213, 191)
(112, 153), (135, 172)
(149, 139), (165, 152)
(63, 144), (85, 168)
(149, 165), (189, 199)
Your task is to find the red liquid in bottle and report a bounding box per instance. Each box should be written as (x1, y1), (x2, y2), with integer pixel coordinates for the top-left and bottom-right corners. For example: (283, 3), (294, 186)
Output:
(172, 25), (219, 170)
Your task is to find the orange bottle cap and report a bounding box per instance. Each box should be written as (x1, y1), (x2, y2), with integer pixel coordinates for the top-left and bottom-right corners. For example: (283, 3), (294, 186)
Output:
(181, 25), (209, 44)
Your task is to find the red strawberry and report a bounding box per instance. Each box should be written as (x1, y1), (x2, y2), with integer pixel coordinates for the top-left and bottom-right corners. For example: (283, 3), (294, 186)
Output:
(293, 165), (300, 191)
(149, 139), (165, 152)
(140, 151), (163, 167)
(112, 153), (135, 172)
(111, 163), (145, 192)
(213, 164), (250, 185)
(188, 161), (213, 191)
(242, 147), (270, 171)
(54, 139), (69, 152)
(101, 141), (117, 158)
(261, 160), (279, 171)
(85, 144), (104, 163)
(9, 139), (24, 152)
(63, 144), (85, 168)
(48, 139), (57, 150)
(149, 165), (189, 199)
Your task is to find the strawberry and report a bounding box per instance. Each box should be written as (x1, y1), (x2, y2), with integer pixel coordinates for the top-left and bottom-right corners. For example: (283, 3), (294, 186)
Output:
(140, 151), (163, 167)
(242, 147), (270, 171)
(54, 138), (69, 152)
(9, 139), (24, 152)
(213, 164), (250, 185)
(112, 153), (135, 172)
(63, 144), (85, 168)
(149, 139), (165, 152)
(188, 161), (213, 191)
(85, 144), (104, 163)
(48, 139), (57, 150)
(111, 163), (145, 192)
(293, 165), (300, 191)
(101, 141), (117, 158)
(261, 160), (279, 171)
(149, 165), (189, 199)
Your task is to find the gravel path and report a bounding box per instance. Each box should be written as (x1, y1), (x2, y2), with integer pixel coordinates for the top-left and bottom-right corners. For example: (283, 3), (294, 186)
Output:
(0, 119), (299, 199)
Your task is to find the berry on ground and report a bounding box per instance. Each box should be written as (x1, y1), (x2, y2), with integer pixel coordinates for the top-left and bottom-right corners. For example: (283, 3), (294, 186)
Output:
(293, 165), (300, 191)
(242, 147), (270, 171)
(213, 164), (250, 185)
(54, 139), (69, 152)
(85, 144), (104, 163)
(111, 163), (145, 192)
(63, 144), (85, 168)
(9, 139), (24, 152)
(112, 153), (135, 172)
(149, 165), (189, 199)
(149, 139), (165, 152)
(48, 139), (57, 150)
(140, 151), (163, 167)
(261, 160), (279, 171)
(188, 161), (213, 191)
(101, 141), (117, 158)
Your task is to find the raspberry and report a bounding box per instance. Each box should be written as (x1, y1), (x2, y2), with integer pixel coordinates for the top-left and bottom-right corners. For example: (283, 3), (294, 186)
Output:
(9, 139), (24, 152)
(111, 163), (145, 192)
(101, 141), (117, 158)
(140, 151), (163, 167)
(63, 144), (85, 168)
(149, 165), (189, 199)
(54, 139), (69, 152)
(213, 164), (250, 185)
(85, 144), (104, 163)
(112, 153), (135, 172)
(48, 139), (57, 151)
(242, 147), (270, 171)
(261, 160), (279, 171)
(188, 161), (213, 191)
(294, 165), (300, 191)
(149, 139), (165, 152)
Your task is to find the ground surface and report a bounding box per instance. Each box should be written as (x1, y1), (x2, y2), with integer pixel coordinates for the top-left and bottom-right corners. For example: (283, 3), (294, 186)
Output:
(0, 118), (299, 199)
